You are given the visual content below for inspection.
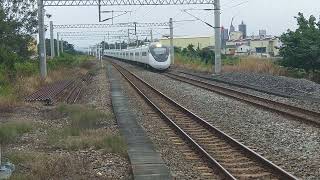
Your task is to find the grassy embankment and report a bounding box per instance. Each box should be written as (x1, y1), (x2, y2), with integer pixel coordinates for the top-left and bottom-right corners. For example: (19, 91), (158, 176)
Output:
(1, 104), (127, 179)
(0, 53), (91, 109)
(0, 54), (128, 179)
(174, 53), (320, 82)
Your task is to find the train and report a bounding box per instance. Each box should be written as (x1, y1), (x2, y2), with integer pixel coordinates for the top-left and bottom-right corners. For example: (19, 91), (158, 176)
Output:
(104, 42), (171, 71)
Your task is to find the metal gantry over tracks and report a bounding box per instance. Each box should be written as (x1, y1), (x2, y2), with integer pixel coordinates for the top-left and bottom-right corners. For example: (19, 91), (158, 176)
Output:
(43, 0), (215, 6)
(38, 0), (222, 79)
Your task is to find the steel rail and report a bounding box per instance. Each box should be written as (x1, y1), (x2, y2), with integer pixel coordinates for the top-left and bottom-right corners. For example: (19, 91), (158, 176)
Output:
(165, 72), (320, 125)
(112, 62), (235, 179)
(177, 70), (293, 99)
(111, 61), (297, 180)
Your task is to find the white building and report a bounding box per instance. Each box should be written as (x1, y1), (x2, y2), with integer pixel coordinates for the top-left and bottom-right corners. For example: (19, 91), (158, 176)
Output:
(236, 44), (251, 56)
(225, 36), (280, 57)
(229, 31), (243, 41)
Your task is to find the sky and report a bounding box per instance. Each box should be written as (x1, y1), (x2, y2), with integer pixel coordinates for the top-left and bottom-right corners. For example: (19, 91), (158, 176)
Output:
(44, 0), (320, 50)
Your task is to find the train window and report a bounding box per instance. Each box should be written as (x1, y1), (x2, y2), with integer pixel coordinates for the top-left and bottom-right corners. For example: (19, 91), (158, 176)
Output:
(135, 52), (139, 56)
(126, 53), (129, 56)
(142, 52), (147, 56)
(130, 53), (133, 56)
(153, 48), (167, 55)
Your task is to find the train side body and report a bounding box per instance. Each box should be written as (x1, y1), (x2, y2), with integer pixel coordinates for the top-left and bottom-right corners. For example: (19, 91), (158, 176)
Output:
(104, 43), (170, 71)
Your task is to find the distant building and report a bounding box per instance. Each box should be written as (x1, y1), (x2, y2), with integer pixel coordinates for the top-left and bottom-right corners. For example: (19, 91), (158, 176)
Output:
(158, 31), (281, 57)
(230, 23), (235, 33)
(250, 37), (280, 57)
(221, 27), (229, 48)
(239, 21), (247, 39)
(236, 44), (251, 56)
(159, 36), (215, 50)
(225, 36), (280, 57)
(230, 31), (243, 41)
(259, 30), (267, 37)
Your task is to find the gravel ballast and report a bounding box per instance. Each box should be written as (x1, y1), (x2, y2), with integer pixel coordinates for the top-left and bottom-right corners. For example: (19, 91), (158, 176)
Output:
(80, 64), (131, 179)
(216, 72), (320, 99)
(175, 71), (320, 113)
(116, 61), (320, 179)
(110, 64), (220, 179)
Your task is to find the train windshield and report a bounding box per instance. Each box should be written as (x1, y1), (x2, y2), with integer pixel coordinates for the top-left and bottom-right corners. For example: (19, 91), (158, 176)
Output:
(150, 45), (169, 62)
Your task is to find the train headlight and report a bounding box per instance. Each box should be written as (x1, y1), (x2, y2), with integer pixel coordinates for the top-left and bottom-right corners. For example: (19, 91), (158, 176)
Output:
(155, 43), (162, 48)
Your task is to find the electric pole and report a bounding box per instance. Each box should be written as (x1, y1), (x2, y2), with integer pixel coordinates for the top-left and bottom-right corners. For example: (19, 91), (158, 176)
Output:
(128, 29), (130, 49)
(50, 21), (55, 58)
(37, 0), (47, 79)
(103, 36), (105, 57)
(150, 29), (153, 42)
(169, 18), (174, 65)
(61, 39), (64, 53)
(214, 0), (222, 74)
(57, 32), (60, 57)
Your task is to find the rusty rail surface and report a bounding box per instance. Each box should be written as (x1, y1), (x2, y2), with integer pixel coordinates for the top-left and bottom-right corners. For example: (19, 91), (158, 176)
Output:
(25, 73), (92, 105)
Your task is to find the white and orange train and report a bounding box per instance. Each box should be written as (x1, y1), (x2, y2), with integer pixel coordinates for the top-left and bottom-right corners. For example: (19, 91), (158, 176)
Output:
(104, 42), (171, 70)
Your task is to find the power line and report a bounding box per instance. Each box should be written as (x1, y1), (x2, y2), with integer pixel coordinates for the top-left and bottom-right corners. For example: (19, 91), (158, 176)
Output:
(223, 0), (249, 9)
(182, 10), (214, 28)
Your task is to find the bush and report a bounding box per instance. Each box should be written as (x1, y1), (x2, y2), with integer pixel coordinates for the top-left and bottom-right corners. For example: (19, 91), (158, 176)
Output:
(8, 152), (89, 180)
(48, 104), (127, 154)
(0, 121), (33, 144)
(48, 53), (90, 70)
(102, 135), (127, 155)
(57, 104), (107, 129)
(14, 61), (39, 77)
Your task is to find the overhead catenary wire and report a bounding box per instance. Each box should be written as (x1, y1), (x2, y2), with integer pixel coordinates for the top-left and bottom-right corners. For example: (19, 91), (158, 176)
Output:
(182, 10), (214, 28)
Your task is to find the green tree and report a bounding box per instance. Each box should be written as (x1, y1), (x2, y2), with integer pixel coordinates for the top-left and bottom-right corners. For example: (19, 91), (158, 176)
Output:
(280, 12), (320, 73)
(0, 0), (37, 73)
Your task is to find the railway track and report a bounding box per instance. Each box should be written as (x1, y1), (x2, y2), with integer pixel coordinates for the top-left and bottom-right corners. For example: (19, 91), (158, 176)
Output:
(165, 71), (320, 125)
(25, 73), (92, 104)
(111, 61), (297, 180)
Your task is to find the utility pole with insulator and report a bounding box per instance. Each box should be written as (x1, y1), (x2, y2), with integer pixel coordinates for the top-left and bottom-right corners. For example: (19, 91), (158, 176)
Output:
(37, 0), (47, 79)
(61, 39), (64, 53)
(214, 0), (222, 74)
(57, 32), (60, 57)
(169, 18), (174, 65)
(128, 29), (130, 48)
(50, 21), (55, 58)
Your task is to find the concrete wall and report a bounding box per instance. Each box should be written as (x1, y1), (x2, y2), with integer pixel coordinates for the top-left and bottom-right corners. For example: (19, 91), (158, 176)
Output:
(159, 36), (215, 49)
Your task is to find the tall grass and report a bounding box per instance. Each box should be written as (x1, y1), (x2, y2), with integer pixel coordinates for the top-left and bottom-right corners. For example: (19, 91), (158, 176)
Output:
(174, 54), (286, 76)
(0, 121), (33, 144)
(174, 53), (212, 73)
(0, 54), (92, 108)
(47, 104), (127, 154)
(8, 151), (89, 180)
(222, 56), (286, 75)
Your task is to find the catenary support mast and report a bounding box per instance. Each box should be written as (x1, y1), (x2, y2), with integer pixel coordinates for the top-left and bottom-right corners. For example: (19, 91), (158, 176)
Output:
(57, 32), (60, 56)
(38, 0), (47, 79)
(50, 21), (55, 58)
(169, 18), (174, 65)
(214, 0), (221, 74)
